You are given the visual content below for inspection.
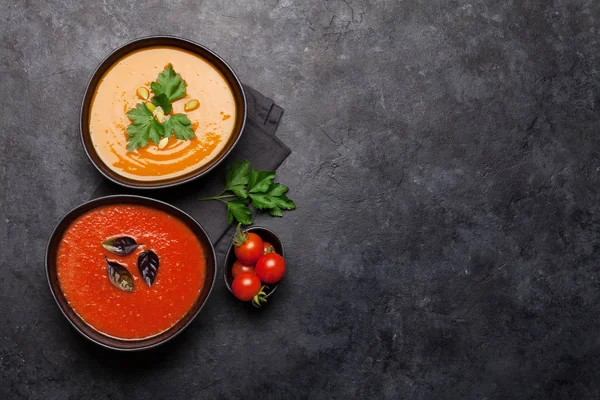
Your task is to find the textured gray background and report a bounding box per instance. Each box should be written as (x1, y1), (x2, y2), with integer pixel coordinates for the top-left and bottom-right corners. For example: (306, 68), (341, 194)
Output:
(1, 0), (600, 399)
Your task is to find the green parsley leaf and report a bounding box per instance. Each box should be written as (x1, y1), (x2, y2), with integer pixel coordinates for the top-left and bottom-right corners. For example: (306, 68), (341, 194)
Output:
(269, 207), (283, 217)
(123, 64), (197, 151)
(125, 103), (165, 151)
(249, 183), (296, 211)
(199, 161), (295, 225)
(150, 64), (186, 102)
(266, 182), (288, 197)
(247, 193), (273, 209)
(271, 194), (296, 210)
(248, 169), (275, 194)
(225, 161), (251, 198)
(226, 198), (253, 225)
(230, 186), (248, 199)
(151, 93), (172, 114)
(126, 102), (152, 123)
(163, 114), (195, 140)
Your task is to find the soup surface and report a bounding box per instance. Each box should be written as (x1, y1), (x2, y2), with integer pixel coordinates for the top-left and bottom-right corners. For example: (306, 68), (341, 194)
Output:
(89, 46), (236, 181)
(57, 204), (206, 339)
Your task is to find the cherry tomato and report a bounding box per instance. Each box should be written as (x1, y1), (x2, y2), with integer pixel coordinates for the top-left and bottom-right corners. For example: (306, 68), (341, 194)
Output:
(231, 272), (261, 301)
(232, 260), (255, 279)
(255, 253), (286, 284)
(263, 242), (275, 254)
(233, 226), (264, 265)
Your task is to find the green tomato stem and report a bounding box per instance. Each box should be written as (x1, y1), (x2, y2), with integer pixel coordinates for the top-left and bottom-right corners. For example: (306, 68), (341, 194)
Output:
(252, 286), (269, 308)
(232, 223), (249, 247)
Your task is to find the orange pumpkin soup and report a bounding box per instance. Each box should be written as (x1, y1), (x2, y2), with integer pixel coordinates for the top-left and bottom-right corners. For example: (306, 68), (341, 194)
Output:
(89, 46), (236, 181)
(57, 204), (206, 339)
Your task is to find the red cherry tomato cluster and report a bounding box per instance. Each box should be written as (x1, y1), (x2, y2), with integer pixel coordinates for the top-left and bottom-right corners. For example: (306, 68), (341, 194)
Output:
(230, 226), (286, 308)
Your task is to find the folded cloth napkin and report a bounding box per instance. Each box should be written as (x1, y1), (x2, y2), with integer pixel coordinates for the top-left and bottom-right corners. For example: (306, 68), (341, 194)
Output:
(90, 85), (291, 245)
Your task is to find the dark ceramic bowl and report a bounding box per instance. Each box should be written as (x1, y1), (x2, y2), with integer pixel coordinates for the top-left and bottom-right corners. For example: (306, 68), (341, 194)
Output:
(45, 195), (217, 351)
(223, 226), (284, 301)
(80, 36), (247, 189)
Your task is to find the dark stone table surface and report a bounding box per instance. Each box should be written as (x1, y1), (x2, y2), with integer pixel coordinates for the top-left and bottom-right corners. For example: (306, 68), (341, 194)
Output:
(1, 1), (599, 399)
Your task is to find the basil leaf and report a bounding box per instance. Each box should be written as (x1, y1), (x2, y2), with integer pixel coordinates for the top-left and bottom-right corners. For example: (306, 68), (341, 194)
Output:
(102, 236), (139, 255)
(106, 258), (134, 292)
(138, 250), (159, 287)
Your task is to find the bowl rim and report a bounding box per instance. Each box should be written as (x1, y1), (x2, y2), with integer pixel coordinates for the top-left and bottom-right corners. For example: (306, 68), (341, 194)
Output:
(80, 35), (247, 190)
(45, 194), (218, 351)
(223, 225), (284, 299)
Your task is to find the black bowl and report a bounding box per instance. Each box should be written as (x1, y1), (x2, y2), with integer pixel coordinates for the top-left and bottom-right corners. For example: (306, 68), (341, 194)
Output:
(45, 195), (217, 351)
(80, 35), (247, 189)
(223, 226), (284, 301)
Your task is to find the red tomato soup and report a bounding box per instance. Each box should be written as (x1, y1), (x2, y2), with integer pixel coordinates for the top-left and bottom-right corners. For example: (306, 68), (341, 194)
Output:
(57, 204), (206, 339)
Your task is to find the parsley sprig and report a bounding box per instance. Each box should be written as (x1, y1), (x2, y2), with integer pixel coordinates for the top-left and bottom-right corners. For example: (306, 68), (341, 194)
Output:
(199, 161), (296, 225)
(151, 64), (186, 102)
(125, 64), (195, 151)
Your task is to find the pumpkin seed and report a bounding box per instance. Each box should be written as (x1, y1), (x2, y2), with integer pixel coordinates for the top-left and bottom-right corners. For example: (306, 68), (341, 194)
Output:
(137, 87), (150, 100)
(145, 102), (156, 112)
(158, 137), (169, 149)
(184, 99), (199, 111)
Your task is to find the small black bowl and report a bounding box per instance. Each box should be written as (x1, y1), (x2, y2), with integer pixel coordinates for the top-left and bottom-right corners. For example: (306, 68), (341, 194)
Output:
(223, 226), (284, 301)
(46, 195), (217, 351)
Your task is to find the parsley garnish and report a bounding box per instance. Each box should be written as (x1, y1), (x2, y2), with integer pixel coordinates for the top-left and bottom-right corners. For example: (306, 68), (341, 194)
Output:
(124, 64), (195, 151)
(199, 161), (296, 225)
(151, 64), (186, 102)
(163, 113), (195, 140)
(151, 93), (172, 114)
(125, 104), (164, 151)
